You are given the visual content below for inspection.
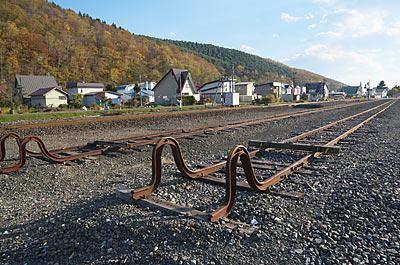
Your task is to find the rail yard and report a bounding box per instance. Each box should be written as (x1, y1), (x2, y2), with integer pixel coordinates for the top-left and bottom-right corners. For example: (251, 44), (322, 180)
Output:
(1, 100), (399, 264)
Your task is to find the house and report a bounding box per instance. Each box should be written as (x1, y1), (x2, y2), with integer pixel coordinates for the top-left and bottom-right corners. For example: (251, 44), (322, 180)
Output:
(341, 84), (363, 97)
(305, 82), (329, 101)
(153, 68), (199, 105)
(137, 89), (155, 103)
(197, 79), (235, 103)
(115, 84), (136, 95)
(15, 75), (58, 105)
(115, 82), (156, 103)
(280, 84), (301, 101)
(82, 91), (121, 107)
(254, 82), (282, 99)
(235, 82), (255, 103)
(66, 82), (104, 99)
(29, 87), (68, 108)
(374, 88), (387, 98)
(329, 91), (346, 100)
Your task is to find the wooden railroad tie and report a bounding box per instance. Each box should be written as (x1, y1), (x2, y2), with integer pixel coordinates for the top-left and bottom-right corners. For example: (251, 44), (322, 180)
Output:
(248, 140), (341, 154)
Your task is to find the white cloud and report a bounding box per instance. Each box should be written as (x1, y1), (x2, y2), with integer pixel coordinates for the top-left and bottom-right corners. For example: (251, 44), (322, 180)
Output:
(241, 44), (258, 52)
(291, 44), (385, 85)
(169, 32), (176, 37)
(316, 31), (343, 38)
(281, 12), (314, 23)
(312, 0), (335, 4)
(312, 7), (400, 39)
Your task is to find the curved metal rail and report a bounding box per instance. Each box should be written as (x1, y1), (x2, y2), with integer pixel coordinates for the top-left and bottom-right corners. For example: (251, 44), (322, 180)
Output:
(0, 136), (115, 173)
(211, 100), (395, 221)
(130, 100), (394, 222)
(1, 101), (370, 173)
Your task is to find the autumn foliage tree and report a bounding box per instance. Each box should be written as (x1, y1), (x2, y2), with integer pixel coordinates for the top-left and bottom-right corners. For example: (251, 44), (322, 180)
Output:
(0, 0), (219, 93)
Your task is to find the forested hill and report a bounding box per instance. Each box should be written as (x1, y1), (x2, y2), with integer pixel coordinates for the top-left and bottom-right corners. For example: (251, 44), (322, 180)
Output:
(150, 38), (344, 89)
(0, 0), (343, 92)
(0, 0), (220, 89)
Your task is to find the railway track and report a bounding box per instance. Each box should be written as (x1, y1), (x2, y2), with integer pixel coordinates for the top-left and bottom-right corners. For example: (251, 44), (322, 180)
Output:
(0, 102), (329, 131)
(0, 100), (375, 173)
(121, 100), (395, 222)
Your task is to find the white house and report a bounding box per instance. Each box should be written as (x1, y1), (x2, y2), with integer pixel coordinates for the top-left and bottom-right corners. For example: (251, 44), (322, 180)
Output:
(15, 75), (58, 105)
(66, 82), (104, 99)
(115, 84), (135, 95)
(235, 82), (255, 103)
(197, 79), (235, 103)
(115, 82), (155, 103)
(82, 91), (121, 107)
(374, 88), (387, 98)
(29, 87), (68, 108)
(280, 84), (301, 101)
(305, 82), (329, 101)
(153, 68), (199, 105)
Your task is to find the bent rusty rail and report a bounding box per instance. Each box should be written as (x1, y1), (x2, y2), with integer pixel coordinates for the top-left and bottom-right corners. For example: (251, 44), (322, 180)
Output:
(1, 100), (375, 173)
(210, 100), (395, 221)
(0, 135), (114, 173)
(130, 100), (394, 222)
(132, 137), (223, 199)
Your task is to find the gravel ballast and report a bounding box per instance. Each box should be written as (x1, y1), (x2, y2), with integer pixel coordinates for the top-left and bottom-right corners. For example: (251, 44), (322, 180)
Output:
(1, 100), (399, 264)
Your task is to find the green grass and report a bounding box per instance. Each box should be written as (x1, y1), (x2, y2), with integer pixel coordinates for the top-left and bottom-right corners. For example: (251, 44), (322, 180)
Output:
(0, 104), (225, 123)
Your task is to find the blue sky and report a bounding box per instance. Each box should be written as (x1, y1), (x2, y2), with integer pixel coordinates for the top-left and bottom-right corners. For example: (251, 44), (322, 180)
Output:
(53, 0), (400, 88)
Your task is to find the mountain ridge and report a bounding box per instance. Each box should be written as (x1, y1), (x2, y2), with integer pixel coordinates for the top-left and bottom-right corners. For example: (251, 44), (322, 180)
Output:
(0, 0), (344, 93)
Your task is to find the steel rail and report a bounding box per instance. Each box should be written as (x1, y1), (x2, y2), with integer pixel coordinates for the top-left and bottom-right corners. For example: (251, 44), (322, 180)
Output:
(0, 102), (330, 131)
(0, 101), (370, 173)
(210, 100), (395, 221)
(129, 100), (393, 222)
(25, 100), (368, 155)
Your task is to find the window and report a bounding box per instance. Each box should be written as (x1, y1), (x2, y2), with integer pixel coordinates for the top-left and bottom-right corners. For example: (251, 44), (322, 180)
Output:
(59, 96), (67, 100)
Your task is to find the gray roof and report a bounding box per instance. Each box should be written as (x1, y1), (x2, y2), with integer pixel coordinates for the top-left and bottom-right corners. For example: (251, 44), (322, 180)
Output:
(66, 82), (104, 89)
(153, 68), (197, 93)
(29, 87), (67, 97)
(342, 86), (360, 95)
(305, 82), (327, 94)
(15, 75), (58, 98)
(375, 88), (387, 93)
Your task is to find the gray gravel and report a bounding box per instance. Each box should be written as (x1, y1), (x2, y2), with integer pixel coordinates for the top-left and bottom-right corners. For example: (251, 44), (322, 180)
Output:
(1, 100), (399, 264)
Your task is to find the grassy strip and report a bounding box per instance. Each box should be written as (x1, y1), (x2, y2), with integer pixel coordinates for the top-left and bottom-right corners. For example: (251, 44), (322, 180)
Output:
(0, 105), (225, 123)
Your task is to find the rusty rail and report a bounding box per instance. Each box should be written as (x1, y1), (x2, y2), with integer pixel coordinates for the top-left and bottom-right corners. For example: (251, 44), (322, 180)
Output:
(1, 100), (370, 173)
(130, 100), (394, 222)
(211, 100), (395, 221)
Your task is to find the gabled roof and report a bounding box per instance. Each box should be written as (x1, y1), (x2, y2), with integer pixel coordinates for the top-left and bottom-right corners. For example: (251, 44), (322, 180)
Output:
(375, 88), (387, 93)
(153, 68), (197, 93)
(342, 86), (360, 95)
(15, 75), (58, 98)
(236, 82), (254, 86)
(305, 82), (327, 94)
(66, 82), (104, 89)
(84, 91), (121, 97)
(29, 87), (68, 97)
(198, 80), (222, 92)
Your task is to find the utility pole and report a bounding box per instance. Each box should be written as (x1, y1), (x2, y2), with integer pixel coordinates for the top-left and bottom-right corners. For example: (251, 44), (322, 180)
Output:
(179, 72), (183, 109)
(231, 64), (235, 93)
(139, 73), (142, 107)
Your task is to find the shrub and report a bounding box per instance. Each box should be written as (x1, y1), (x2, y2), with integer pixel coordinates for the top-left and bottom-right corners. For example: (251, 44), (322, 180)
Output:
(58, 104), (69, 109)
(182, 95), (195, 105)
